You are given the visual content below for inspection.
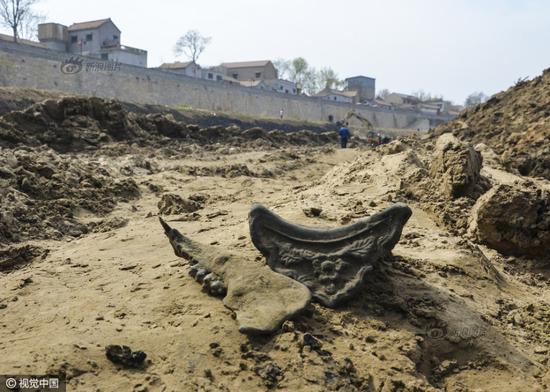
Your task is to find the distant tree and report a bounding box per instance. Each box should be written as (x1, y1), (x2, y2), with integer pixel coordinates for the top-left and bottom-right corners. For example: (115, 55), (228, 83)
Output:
(288, 57), (308, 84)
(286, 57), (311, 94)
(376, 88), (391, 100)
(286, 58), (324, 94)
(318, 67), (343, 89)
(464, 91), (488, 107)
(412, 90), (443, 102)
(0, 0), (41, 42)
(278, 57), (339, 94)
(273, 58), (290, 79)
(174, 30), (211, 63)
(302, 68), (320, 95)
(18, 11), (43, 40)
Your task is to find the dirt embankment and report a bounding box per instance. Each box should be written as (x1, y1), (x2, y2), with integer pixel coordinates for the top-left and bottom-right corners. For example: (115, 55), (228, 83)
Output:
(435, 68), (550, 180)
(0, 96), (343, 153)
(0, 96), (346, 246)
(0, 87), (337, 132)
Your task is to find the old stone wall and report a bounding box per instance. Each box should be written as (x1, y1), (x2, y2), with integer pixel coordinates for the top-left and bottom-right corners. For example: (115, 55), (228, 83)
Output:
(0, 40), (452, 129)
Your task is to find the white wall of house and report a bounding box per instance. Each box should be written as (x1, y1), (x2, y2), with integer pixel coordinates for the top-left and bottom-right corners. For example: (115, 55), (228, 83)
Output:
(222, 63), (277, 81)
(104, 48), (147, 67)
(67, 22), (120, 56)
(321, 94), (353, 104)
(181, 63), (202, 78)
(266, 79), (297, 94)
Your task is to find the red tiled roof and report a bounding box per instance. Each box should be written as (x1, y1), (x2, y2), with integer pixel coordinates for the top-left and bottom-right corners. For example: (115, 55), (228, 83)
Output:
(68, 19), (117, 32)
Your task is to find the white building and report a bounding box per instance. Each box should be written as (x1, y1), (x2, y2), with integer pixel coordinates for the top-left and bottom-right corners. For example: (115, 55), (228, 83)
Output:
(314, 88), (358, 104)
(38, 18), (147, 67)
(158, 61), (202, 78)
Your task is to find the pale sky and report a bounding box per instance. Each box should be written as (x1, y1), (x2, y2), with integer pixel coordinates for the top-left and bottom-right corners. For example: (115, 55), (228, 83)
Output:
(3, 0), (550, 104)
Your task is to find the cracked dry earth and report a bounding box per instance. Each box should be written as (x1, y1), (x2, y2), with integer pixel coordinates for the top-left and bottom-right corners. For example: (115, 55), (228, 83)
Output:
(1, 143), (549, 392)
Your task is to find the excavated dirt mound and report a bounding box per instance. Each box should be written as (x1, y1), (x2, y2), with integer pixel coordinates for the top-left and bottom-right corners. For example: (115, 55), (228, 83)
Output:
(0, 146), (140, 244)
(0, 97), (345, 154)
(330, 134), (549, 261)
(392, 135), (489, 235)
(435, 68), (550, 180)
(0, 97), (146, 152)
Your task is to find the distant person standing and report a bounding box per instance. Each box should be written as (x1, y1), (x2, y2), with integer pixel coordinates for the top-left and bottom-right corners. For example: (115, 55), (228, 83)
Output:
(279, 109), (284, 120)
(339, 123), (351, 148)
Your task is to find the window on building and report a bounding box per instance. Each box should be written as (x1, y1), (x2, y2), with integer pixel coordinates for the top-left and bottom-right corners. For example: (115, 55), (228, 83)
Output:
(328, 115), (334, 122)
(70, 35), (77, 43)
(216, 75), (222, 81)
(101, 53), (108, 60)
(255, 72), (261, 78)
(113, 35), (118, 40)
(279, 85), (283, 90)
(285, 89), (289, 94)
(232, 73), (238, 79)
(86, 33), (93, 41)
(334, 97), (337, 101)
(208, 73), (213, 79)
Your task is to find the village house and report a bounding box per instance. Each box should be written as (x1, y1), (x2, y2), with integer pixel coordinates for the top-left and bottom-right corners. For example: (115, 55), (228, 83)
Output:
(219, 60), (296, 94)
(264, 79), (297, 94)
(158, 61), (202, 78)
(240, 79), (297, 95)
(384, 93), (421, 106)
(37, 18), (147, 67)
(201, 66), (226, 82)
(372, 99), (393, 109)
(344, 75), (376, 102)
(419, 99), (463, 116)
(157, 62), (239, 84)
(314, 88), (358, 104)
(220, 60), (278, 81)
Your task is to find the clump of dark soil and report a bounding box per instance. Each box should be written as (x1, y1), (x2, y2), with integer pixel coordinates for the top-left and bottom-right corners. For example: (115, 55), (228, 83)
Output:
(0, 96), (345, 154)
(0, 245), (48, 271)
(183, 163), (273, 178)
(158, 193), (204, 215)
(105, 345), (147, 369)
(0, 97), (146, 152)
(0, 146), (140, 244)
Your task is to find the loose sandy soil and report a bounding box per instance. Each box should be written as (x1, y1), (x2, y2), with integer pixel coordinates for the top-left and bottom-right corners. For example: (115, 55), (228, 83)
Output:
(0, 90), (549, 392)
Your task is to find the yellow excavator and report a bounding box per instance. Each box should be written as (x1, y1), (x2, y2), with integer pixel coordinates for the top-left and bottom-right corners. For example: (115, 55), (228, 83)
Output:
(344, 110), (391, 146)
(344, 110), (374, 130)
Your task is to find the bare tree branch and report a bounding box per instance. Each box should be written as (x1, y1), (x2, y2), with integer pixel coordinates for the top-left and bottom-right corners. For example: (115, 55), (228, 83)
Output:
(0, 0), (40, 42)
(174, 30), (211, 63)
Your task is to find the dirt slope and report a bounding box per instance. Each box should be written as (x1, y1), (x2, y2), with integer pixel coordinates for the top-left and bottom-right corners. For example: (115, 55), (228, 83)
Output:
(435, 68), (550, 180)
